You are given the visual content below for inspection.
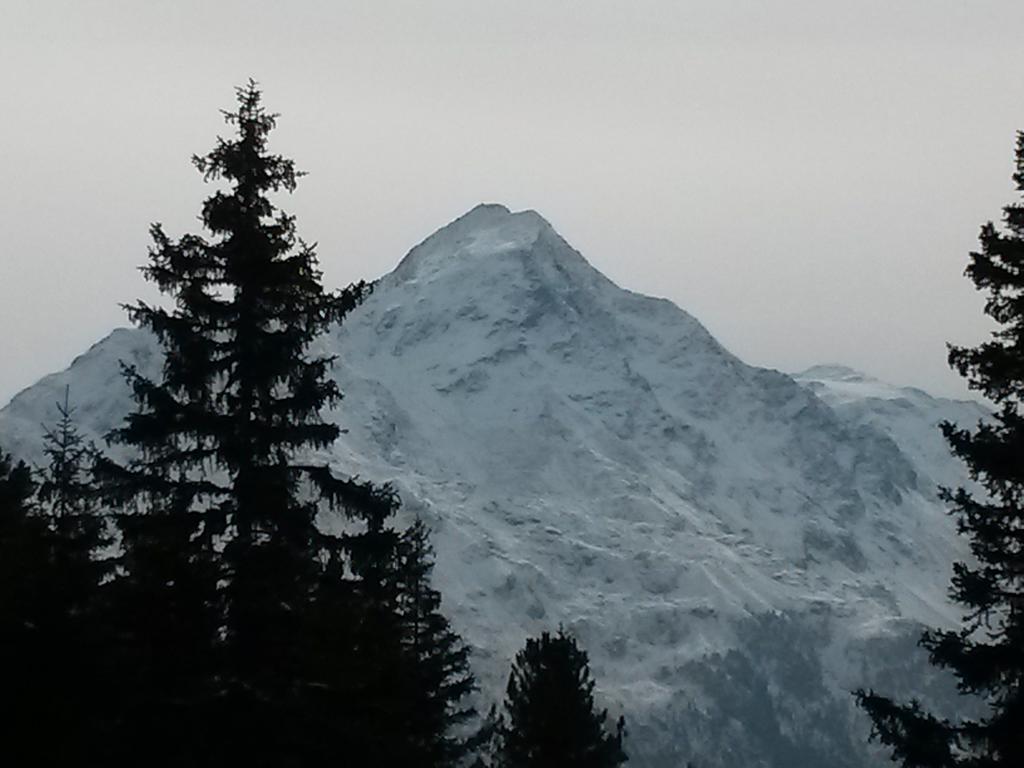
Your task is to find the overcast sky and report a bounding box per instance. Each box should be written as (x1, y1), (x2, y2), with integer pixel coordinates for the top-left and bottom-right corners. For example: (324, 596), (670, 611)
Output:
(3, 0), (1024, 404)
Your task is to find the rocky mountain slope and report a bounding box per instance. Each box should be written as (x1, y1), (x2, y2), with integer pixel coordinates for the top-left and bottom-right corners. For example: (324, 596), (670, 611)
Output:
(0, 204), (986, 767)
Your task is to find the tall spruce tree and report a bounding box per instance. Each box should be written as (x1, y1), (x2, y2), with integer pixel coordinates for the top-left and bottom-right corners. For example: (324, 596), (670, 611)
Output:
(97, 81), (448, 763)
(855, 133), (1024, 766)
(93, 80), (481, 764)
(493, 629), (627, 768)
(182, 81), (372, 759)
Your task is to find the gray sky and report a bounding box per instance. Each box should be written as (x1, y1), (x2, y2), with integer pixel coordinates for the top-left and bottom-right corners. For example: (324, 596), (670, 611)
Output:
(3, 0), (1023, 404)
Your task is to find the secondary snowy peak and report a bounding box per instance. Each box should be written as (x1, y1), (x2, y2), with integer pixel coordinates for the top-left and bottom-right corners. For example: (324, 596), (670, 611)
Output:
(796, 364), (936, 404)
(794, 364), (989, 500)
(799, 364), (873, 384)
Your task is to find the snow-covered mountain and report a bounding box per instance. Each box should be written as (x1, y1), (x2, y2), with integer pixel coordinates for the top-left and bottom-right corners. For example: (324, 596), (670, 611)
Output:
(0, 204), (985, 767)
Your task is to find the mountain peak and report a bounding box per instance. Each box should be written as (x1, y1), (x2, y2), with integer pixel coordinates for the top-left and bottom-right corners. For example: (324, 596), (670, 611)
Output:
(391, 203), (564, 283)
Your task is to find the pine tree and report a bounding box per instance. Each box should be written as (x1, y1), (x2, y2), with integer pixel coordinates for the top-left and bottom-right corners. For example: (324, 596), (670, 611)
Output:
(34, 389), (116, 759)
(1, 400), (118, 761)
(307, 513), (479, 766)
(493, 629), (627, 768)
(855, 132), (1024, 766)
(97, 80), (403, 763)
(184, 82), (361, 758)
(331, 505), (408, 765)
(394, 519), (478, 766)
(36, 387), (112, 637)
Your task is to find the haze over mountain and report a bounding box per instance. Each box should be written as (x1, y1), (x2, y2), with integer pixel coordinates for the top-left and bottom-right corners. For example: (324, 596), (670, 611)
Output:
(0, 205), (985, 767)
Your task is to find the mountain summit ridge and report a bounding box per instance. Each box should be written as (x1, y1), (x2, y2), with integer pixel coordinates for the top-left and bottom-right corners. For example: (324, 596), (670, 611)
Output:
(0, 205), (978, 768)
(393, 203), (559, 281)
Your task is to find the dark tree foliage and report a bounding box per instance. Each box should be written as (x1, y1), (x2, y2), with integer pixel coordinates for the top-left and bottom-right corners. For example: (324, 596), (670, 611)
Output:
(307, 515), (479, 766)
(493, 629), (627, 768)
(0, 451), (48, 762)
(2, 391), (116, 763)
(0, 454), (38, 623)
(337, 511), (410, 766)
(105, 503), (223, 766)
(98, 390), (224, 763)
(856, 133), (1024, 766)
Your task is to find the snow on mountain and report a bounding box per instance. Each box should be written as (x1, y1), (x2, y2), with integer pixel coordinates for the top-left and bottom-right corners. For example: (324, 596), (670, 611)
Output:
(0, 204), (978, 767)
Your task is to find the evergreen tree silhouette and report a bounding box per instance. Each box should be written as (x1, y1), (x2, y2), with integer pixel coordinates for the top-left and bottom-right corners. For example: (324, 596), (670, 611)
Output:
(308, 508), (479, 765)
(36, 388), (112, 628)
(34, 388), (116, 760)
(494, 629), (627, 768)
(95, 80), (417, 764)
(2, 397), (117, 763)
(394, 519), (478, 766)
(855, 132), (1024, 766)
(333, 497), (407, 765)
(76, 79), (483, 764)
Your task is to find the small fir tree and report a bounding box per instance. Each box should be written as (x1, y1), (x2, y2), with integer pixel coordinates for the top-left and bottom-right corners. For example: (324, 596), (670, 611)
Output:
(310, 510), (479, 766)
(334, 507), (408, 765)
(494, 629), (627, 768)
(36, 387), (112, 623)
(856, 132), (1024, 766)
(394, 519), (478, 766)
(34, 389), (116, 759)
